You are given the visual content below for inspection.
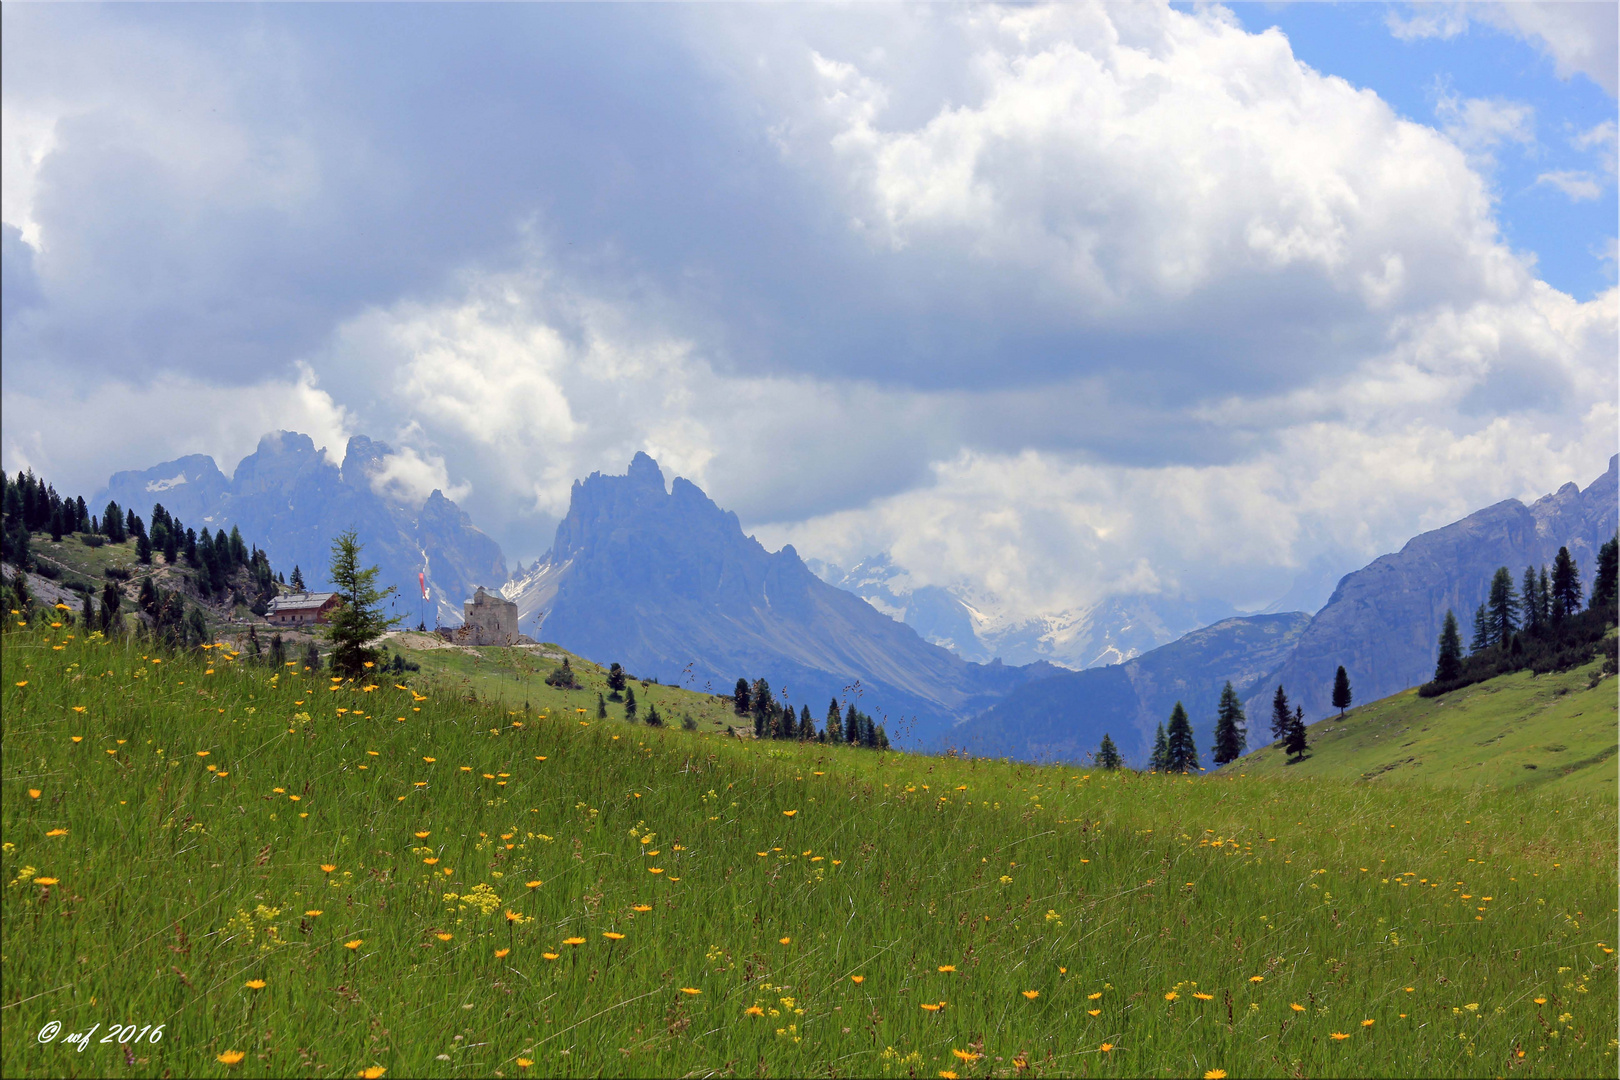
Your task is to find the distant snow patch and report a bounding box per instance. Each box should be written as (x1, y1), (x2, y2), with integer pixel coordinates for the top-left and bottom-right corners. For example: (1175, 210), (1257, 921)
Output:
(145, 472), (189, 492)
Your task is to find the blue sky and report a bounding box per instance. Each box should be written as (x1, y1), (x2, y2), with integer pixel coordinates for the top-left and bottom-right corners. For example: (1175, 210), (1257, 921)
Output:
(1222, 2), (1616, 300)
(3, 2), (1615, 629)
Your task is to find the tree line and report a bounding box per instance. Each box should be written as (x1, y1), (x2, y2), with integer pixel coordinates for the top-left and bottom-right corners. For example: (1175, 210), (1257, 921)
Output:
(1091, 665), (1352, 772)
(1423, 536), (1618, 696)
(730, 677), (890, 749)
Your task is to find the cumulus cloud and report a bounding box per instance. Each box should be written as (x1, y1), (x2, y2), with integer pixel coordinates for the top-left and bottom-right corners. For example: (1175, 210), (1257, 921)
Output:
(1535, 169), (1603, 201)
(2, 2), (1613, 620)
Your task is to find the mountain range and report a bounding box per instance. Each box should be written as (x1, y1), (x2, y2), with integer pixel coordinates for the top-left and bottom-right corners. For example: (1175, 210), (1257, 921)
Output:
(953, 454), (1617, 766)
(807, 553), (1237, 670)
(94, 433), (1617, 765)
(500, 452), (1056, 743)
(96, 432), (504, 627)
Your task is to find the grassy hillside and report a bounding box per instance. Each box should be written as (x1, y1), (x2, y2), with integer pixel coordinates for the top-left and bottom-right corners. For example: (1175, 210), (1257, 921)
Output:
(1232, 658), (1617, 794)
(3, 616), (1615, 1079)
(382, 632), (749, 735)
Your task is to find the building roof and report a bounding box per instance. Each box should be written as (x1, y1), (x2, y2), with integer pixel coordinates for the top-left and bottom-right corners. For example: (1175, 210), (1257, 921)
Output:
(266, 592), (339, 613)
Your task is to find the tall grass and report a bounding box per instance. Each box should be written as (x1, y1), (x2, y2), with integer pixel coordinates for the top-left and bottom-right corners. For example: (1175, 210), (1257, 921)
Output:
(3, 617), (1615, 1078)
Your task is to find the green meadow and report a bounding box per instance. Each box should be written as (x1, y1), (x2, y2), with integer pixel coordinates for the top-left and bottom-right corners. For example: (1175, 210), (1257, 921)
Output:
(1236, 656), (1618, 795)
(3, 618), (1616, 1079)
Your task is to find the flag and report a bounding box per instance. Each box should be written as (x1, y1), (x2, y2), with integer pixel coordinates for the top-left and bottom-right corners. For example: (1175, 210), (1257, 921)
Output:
(419, 571), (428, 600)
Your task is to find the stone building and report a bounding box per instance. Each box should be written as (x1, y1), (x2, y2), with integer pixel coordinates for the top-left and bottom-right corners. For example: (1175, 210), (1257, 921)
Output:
(439, 586), (520, 646)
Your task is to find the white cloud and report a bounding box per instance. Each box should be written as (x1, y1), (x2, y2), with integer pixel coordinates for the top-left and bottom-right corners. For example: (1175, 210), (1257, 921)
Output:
(1535, 169), (1603, 201)
(0, 363), (351, 499)
(1434, 88), (1536, 168)
(1387, 3), (1618, 97)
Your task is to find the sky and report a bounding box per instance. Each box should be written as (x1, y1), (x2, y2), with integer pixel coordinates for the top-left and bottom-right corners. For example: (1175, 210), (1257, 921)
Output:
(3, 1), (1616, 621)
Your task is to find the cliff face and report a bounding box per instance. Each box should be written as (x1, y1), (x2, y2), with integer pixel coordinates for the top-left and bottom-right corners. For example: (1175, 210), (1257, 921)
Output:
(1250, 455), (1619, 722)
(951, 612), (1312, 765)
(516, 453), (1052, 743)
(98, 432), (506, 625)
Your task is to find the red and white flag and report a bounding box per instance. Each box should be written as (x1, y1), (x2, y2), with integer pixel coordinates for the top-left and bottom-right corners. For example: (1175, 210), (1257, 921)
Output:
(419, 571), (428, 600)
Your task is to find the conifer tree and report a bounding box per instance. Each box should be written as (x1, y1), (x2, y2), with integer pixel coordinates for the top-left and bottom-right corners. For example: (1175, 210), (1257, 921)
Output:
(136, 532), (153, 565)
(323, 529), (399, 678)
(1331, 666), (1352, 717)
(81, 590), (95, 635)
(1165, 702), (1198, 773)
(304, 641), (321, 671)
(1470, 603), (1491, 653)
(875, 725), (890, 750)
(1269, 685), (1292, 746)
(1211, 681), (1246, 766)
(270, 632), (286, 667)
(825, 698), (843, 744)
(1095, 733), (1122, 770)
(624, 686), (638, 721)
(798, 704), (815, 741)
(1148, 722), (1169, 772)
(99, 581), (121, 633)
(1549, 546), (1581, 624)
(1434, 610), (1463, 683)
(102, 500), (125, 543)
(597, 692), (608, 719)
(751, 678), (772, 733)
(753, 703), (767, 739)
(732, 677), (750, 715)
(1592, 533), (1619, 616)
(644, 703), (662, 727)
(1487, 566), (1518, 645)
(1521, 566), (1541, 635)
(846, 703), (862, 746)
(608, 663), (628, 698)
(1284, 705), (1309, 760)
(247, 624), (261, 657)
(290, 565), (305, 591)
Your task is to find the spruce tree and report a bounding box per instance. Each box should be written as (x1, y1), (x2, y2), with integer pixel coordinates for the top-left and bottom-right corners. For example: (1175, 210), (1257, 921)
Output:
(81, 590), (95, 635)
(1433, 610), (1463, 683)
(732, 677), (750, 715)
(1284, 705), (1309, 760)
(608, 663), (628, 699)
(1331, 666), (1352, 717)
(1592, 533), (1619, 616)
(102, 500), (125, 543)
(323, 528), (399, 678)
(270, 632), (286, 667)
(1549, 546), (1581, 624)
(303, 641), (321, 671)
(846, 703), (862, 747)
(1269, 685), (1292, 746)
(290, 565), (305, 591)
(825, 698), (843, 744)
(1148, 722), (1169, 772)
(798, 704), (814, 741)
(875, 725), (890, 750)
(1211, 681), (1246, 766)
(1521, 566), (1542, 635)
(1487, 566), (1518, 645)
(624, 686), (638, 721)
(1095, 733), (1122, 770)
(99, 581), (121, 633)
(1164, 702), (1198, 773)
(751, 678), (772, 733)
(136, 532), (153, 565)
(644, 703), (662, 727)
(1470, 603), (1491, 653)
(753, 704), (767, 739)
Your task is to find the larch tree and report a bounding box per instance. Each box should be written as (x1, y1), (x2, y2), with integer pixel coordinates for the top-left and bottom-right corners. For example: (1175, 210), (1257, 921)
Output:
(324, 528), (400, 679)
